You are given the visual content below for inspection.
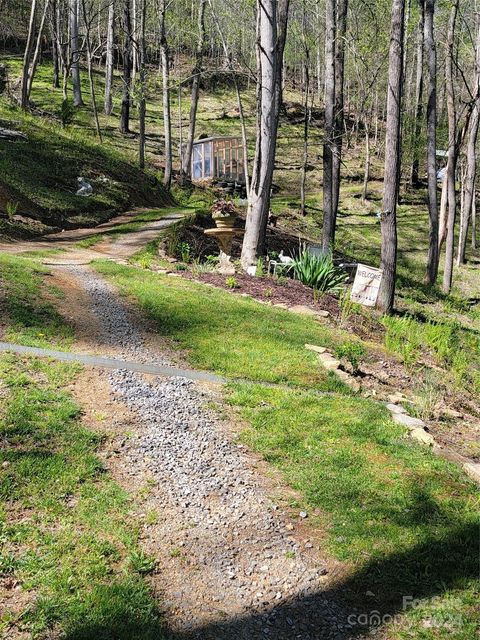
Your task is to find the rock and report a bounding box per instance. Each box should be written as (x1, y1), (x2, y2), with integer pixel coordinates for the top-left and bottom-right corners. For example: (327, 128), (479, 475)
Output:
(388, 392), (408, 404)
(273, 303), (289, 309)
(335, 369), (361, 392)
(315, 310), (330, 318)
(304, 344), (327, 354)
(0, 127), (28, 141)
(386, 403), (407, 414)
(289, 305), (317, 316)
(409, 428), (435, 446)
(317, 353), (341, 371)
(392, 413), (425, 430)
(299, 511), (308, 519)
(442, 407), (464, 419)
(463, 462), (480, 485)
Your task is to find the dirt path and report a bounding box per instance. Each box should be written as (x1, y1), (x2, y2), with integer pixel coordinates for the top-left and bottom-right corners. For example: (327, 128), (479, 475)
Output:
(0, 208), (185, 263)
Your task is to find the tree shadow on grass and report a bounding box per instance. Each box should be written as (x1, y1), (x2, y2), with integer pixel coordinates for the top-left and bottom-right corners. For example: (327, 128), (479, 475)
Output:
(61, 522), (478, 640)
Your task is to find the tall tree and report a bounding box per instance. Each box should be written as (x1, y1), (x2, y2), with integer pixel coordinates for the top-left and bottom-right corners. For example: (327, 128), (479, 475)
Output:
(69, 0), (84, 107)
(322, 0), (336, 250)
(181, 0), (206, 180)
(241, 0), (290, 269)
(159, 0), (172, 189)
(119, 0), (132, 133)
(410, 0), (424, 186)
(424, 0), (439, 285)
(442, 0), (459, 293)
(20, 0), (37, 109)
(104, 0), (115, 115)
(332, 0), (348, 219)
(378, 0), (406, 314)
(457, 10), (480, 265)
(81, 0), (102, 141)
(138, 0), (146, 168)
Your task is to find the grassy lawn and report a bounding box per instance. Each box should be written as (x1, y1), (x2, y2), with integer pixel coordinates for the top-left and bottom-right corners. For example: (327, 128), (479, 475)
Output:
(0, 256), (164, 639)
(0, 253), (74, 349)
(94, 260), (480, 639)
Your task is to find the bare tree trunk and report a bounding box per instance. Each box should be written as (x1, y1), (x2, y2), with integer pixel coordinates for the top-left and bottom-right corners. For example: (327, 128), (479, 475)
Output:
(26, 0), (50, 100)
(119, 0), (132, 133)
(425, 0), (439, 285)
(410, 0), (424, 186)
(378, 0), (405, 314)
(332, 0), (348, 220)
(50, 0), (60, 88)
(70, 0), (84, 106)
(457, 15), (480, 265)
(438, 173), (448, 247)
(80, 0), (102, 141)
(104, 0), (115, 115)
(21, 0), (37, 109)
(442, 0), (459, 293)
(138, 0), (146, 168)
(300, 47), (310, 216)
(241, 0), (290, 269)
(472, 190), (477, 249)
(322, 0), (336, 250)
(362, 121), (370, 203)
(181, 0), (206, 179)
(159, 0), (172, 188)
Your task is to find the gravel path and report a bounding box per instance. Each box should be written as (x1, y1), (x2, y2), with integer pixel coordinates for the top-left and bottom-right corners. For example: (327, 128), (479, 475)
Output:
(68, 266), (352, 640)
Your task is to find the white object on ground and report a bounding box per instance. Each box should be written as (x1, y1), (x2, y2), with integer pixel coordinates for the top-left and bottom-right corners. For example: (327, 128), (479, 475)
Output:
(76, 177), (93, 197)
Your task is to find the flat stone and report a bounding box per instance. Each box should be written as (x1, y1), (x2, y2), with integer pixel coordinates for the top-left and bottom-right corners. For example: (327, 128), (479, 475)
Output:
(463, 462), (480, 485)
(392, 413), (425, 430)
(409, 428), (435, 446)
(315, 309), (330, 318)
(304, 344), (327, 354)
(386, 403), (407, 414)
(273, 303), (289, 309)
(388, 392), (408, 404)
(335, 369), (361, 392)
(289, 305), (317, 316)
(317, 353), (341, 371)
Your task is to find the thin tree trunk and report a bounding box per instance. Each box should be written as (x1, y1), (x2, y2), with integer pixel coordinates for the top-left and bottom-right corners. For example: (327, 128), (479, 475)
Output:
(332, 0), (348, 221)
(104, 0), (115, 115)
(457, 15), (480, 265)
(241, 0), (290, 269)
(410, 0), (424, 186)
(472, 190), (477, 249)
(51, 0), (60, 88)
(159, 0), (172, 188)
(442, 0), (459, 293)
(362, 121), (370, 203)
(138, 0), (146, 168)
(70, 0), (83, 106)
(21, 0), (37, 109)
(27, 0), (50, 100)
(181, 0), (206, 179)
(81, 0), (102, 141)
(119, 0), (132, 133)
(300, 51), (310, 216)
(378, 0), (406, 314)
(425, 0), (439, 285)
(322, 0), (336, 250)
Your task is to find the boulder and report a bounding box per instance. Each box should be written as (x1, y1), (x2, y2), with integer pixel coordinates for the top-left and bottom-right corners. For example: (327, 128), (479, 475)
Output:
(463, 462), (480, 485)
(409, 428), (435, 446)
(392, 413), (426, 430)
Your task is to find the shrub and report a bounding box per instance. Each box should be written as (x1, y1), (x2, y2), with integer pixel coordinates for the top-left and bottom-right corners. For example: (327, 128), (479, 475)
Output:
(225, 276), (238, 289)
(334, 340), (366, 373)
(293, 249), (346, 295)
(5, 201), (19, 220)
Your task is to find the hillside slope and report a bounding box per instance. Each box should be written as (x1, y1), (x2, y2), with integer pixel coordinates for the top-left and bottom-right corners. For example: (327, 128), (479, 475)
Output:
(0, 99), (171, 238)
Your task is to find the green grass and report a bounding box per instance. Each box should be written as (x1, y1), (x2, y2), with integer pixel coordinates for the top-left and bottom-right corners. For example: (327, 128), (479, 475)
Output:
(228, 383), (479, 639)
(0, 355), (165, 639)
(93, 261), (479, 638)
(93, 260), (350, 389)
(0, 253), (74, 348)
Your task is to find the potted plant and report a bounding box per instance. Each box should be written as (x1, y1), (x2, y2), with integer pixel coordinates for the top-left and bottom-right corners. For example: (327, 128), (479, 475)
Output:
(210, 199), (238, 229)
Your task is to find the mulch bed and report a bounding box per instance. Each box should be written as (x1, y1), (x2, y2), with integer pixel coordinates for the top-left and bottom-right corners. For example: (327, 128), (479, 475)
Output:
(185, 271), (340, 313)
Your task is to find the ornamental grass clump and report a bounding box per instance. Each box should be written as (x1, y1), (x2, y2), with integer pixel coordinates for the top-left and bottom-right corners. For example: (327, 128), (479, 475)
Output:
(293, 249), (346, 295)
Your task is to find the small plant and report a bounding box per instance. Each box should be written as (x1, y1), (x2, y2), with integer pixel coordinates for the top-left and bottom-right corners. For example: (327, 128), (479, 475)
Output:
(169, 547), (182, 558)
(58, 98), (75, 127)
(264, 287), (273, 298)
(225, 276), (238, 289)
(210, 198), (238, 220)
(178, 241), (191, 263)
(276, 275), (288, 285)
(334, 340), (366, 374)
(255, 257), (266, 276)
(128, 550), (156, 575)
(5, 201), (19, 220)
(293, 248), (346, 295)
